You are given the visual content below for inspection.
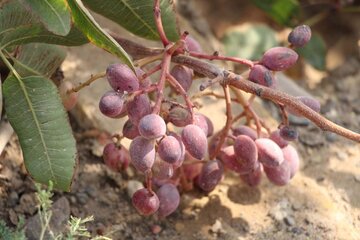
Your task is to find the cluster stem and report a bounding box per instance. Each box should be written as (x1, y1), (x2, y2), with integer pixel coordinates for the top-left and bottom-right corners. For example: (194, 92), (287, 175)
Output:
(166, 73), (195, 122)
(152, 53), (172, 114)
(209, 85), (233, 159)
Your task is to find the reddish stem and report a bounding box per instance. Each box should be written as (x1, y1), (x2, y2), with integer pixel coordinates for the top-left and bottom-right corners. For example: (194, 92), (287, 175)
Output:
(128, 84), (158, 101)
(167, 40), (185, 55)
(189, 51), (255, 68)
(210, 85), (233, 159)
(138, 64), (162, 81)
(166, 73), (194, 122)
(154, 0), (170, 46)
(247, 106), (263, 137)
(230, 88), (269, 136)
(232, 111), (246, 124)
(230, 88), (253, 127)
(152, 53), (172, 114)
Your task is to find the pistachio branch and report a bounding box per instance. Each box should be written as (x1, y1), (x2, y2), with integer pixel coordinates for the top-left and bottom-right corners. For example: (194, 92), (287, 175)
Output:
(110, 36), (360, 142)
(173, 56), (360, 142)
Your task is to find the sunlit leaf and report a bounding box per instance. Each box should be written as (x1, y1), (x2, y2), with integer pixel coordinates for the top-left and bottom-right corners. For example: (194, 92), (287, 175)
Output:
(83, 0), (179, 41)
(66, 0), (134, 69)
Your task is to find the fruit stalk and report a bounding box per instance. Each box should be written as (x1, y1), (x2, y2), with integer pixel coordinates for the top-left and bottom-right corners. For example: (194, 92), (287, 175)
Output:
(152, 53), (172, 114)
(166, 73), (194, 122)
(209, 85), (233, 159)
(153, 0), (170, 46)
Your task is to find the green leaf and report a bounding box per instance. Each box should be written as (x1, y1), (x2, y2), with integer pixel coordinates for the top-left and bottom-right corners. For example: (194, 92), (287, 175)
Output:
(297, 33), (326, 70)
(19, 0), (71, 36)
(12, 43), (66, 77)
(83, 0), (179, 41)
(66, 0), (134, 69)
(250, 0), (299, 26)
(222, 24), (278, 60)
(0, 1), (88, 48)
(3, 75), (77, 191)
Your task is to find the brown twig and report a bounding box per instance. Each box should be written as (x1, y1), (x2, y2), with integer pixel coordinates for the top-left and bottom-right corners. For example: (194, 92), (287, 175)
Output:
(227, 74), (360, 142)
(67, 71), (106, 94)
(171, 56), (360, 142)
(278, 104), (289, 126)
(199, 75), (223, 91)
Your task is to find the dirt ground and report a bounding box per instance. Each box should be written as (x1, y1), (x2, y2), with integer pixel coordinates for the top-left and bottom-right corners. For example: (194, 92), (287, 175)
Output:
(1, 1), (360, 239)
